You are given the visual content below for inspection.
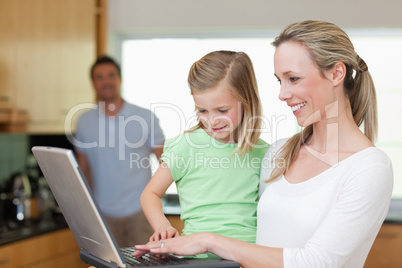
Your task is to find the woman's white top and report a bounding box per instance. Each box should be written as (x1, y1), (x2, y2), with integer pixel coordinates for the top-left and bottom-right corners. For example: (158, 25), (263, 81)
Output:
(257, 139), (393, 268)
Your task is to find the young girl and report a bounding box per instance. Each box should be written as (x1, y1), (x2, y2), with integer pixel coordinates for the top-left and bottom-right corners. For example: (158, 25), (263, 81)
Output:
(140, 50), (269, 244)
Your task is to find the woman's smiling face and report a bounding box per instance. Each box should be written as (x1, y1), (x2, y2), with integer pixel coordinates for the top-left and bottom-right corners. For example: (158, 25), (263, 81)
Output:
(274, 41), (336, 127)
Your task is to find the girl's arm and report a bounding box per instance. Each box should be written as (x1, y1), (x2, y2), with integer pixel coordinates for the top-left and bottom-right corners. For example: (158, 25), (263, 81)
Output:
(140, 162), (180, 241)
(134, 233), (284, 268)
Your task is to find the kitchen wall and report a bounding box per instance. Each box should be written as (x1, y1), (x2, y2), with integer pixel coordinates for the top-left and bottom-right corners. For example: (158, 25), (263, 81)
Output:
(107, 0), (402, 37)
(106, 0), (402, 199)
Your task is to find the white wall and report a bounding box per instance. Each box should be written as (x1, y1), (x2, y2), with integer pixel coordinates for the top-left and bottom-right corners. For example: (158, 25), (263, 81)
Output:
(108, 0), (402, 35)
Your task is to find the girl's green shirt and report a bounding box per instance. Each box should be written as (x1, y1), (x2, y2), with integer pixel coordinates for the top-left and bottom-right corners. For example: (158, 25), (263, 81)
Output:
(161, 128), (269, 243)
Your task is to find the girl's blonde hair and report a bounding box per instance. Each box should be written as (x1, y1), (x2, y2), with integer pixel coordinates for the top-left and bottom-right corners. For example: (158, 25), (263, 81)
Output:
(268, 20), (378, 182)
(187, 50), (262, 156)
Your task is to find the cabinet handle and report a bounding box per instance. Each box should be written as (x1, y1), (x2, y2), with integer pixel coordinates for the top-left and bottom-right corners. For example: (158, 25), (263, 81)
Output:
(0, 257), (10, 265)
(0, 95), (10, 101)
(377, 232), (399, 239)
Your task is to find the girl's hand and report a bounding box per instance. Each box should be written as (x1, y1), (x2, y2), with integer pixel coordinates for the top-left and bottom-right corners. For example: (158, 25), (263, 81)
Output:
(133, 233), (211, 257)
(150, 225), (180, 241)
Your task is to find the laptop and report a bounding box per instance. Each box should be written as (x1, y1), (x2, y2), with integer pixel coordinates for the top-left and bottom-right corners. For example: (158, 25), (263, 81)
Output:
(32, 146), (240, 268)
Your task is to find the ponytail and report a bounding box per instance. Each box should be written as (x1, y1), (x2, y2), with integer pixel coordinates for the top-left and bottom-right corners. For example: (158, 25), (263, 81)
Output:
(348, 56), (378, 142)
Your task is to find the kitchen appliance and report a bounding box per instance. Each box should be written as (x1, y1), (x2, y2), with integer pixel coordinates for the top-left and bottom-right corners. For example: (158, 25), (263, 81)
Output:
(2, 154), (56, 228)
(3, 172), (33, 228)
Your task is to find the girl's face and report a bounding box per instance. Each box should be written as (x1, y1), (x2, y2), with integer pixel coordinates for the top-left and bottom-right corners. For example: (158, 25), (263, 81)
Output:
(274, 41), (336, 127)
(192, 79), (243, 144)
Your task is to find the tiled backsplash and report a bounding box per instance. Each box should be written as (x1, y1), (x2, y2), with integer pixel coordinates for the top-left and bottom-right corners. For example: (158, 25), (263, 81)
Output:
(0, 134), (74, 188)
(0, 134), (29, 186)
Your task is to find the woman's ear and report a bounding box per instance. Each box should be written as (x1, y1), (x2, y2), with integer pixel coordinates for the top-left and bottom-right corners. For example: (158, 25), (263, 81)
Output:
(329, 61), (346, 87)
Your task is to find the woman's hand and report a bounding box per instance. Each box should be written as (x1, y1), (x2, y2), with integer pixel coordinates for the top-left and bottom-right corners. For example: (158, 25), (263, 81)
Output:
(133, 233), (211, 257)
(150, 225), (180, 241)
(132, 232), (284, 268)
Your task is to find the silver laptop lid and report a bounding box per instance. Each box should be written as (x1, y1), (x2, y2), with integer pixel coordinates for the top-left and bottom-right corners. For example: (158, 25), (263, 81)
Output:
(32, 146), (125, 267)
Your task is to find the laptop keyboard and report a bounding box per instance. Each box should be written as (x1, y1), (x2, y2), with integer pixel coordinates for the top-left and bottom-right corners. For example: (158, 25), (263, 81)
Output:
(121, 247), (188, 266)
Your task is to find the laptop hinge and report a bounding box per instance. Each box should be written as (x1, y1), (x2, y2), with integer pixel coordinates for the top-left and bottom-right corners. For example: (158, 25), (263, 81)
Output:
(80, 249), (120, 268)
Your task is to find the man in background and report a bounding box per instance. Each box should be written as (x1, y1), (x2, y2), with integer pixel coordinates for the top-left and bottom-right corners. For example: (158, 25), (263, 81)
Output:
(74, 55), (165, 246)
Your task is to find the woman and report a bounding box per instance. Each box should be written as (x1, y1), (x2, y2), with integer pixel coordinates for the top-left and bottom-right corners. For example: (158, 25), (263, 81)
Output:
(134, 20), (393, 268)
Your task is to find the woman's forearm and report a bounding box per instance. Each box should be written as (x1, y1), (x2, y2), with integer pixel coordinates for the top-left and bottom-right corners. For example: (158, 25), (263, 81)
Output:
(206, 233), (284, 268)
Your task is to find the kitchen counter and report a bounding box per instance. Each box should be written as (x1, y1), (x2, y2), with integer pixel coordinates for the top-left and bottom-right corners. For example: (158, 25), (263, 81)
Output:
(162, 195), (402, 224)
(0, 215), (68, 246)
(386, 199), (402, 224)
(162, 194), (181, 215)
(2, 196), (399, 247)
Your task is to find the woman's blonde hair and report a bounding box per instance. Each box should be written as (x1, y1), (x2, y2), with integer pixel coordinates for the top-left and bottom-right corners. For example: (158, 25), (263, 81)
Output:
(187, 50), (262, 156)
(268, 20), (378, 182)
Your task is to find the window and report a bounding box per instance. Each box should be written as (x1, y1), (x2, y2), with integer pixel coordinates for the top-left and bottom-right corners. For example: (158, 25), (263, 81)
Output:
(120, 32), (402, 198)
(352, 34), (402, 199)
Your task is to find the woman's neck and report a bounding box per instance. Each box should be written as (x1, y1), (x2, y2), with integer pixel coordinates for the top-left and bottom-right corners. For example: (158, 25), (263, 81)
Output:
(306, 103), (373, 156)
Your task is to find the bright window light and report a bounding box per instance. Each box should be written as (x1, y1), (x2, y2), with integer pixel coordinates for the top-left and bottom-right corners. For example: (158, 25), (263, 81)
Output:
(121, 34), (402, 198)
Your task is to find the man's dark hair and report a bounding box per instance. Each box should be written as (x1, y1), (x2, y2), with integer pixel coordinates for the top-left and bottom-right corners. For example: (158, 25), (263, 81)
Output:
(90, 55), (122, 80)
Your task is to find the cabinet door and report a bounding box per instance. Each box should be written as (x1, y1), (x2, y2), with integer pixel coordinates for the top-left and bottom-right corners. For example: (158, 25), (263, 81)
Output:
(58, 0), (96, 134)
(365, 223), (402, 267)
(7, 228), (87, 268)
(166, 215), (184, 234)
(27, 250), (88, 268)
(13, 0), (95, 133)
(0, 0), (16, 112)
(0, 243), (12, 267)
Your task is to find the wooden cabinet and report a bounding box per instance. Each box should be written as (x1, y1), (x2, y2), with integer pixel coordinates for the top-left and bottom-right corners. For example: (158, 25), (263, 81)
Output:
(365, 223), (402, 267)
(166, 215), (184, 234)
(0, 228), (88, 268)
(0, 243), (12, 267)
(0, 0), (16, 120)
(0, 0), (97, 133)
